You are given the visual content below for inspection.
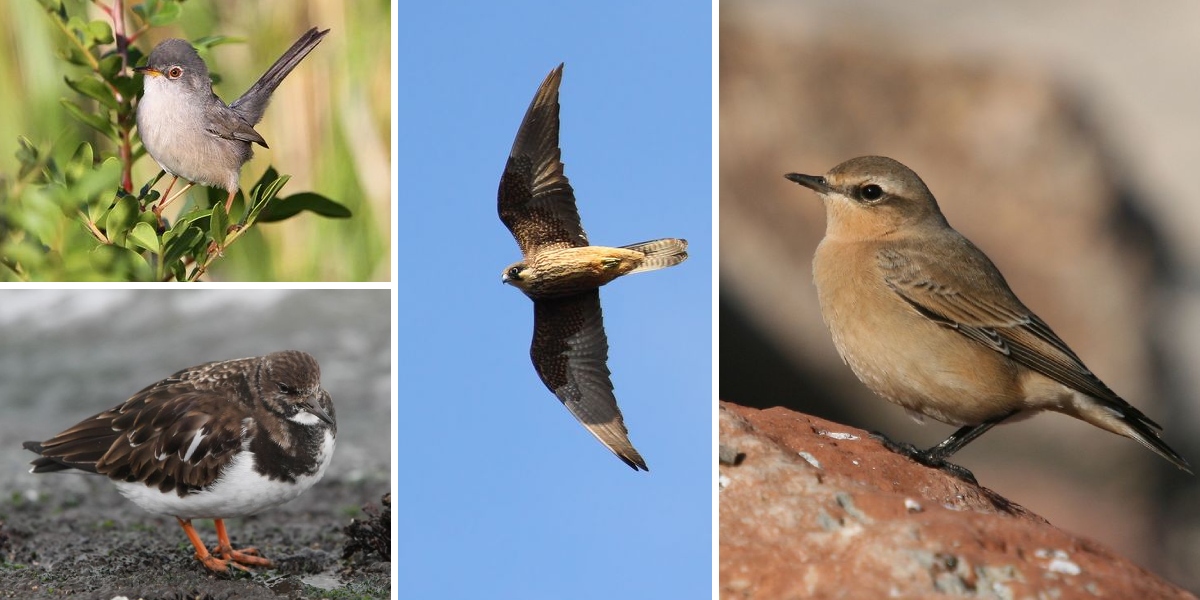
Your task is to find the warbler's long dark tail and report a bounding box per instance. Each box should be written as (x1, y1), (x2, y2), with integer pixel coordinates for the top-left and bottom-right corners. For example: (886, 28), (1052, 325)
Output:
(231, 27), (330, 125)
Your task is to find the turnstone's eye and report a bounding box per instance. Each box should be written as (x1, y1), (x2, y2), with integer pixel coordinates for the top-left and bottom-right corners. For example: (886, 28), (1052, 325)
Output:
(167, 66), (184, 79)
(276, 382), (297, 395)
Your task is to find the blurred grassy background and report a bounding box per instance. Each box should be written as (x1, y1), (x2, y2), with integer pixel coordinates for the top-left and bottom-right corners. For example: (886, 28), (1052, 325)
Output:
(0, 0), (392, 281)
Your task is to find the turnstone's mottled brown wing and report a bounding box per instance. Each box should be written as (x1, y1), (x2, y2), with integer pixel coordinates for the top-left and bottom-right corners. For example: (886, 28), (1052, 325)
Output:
(25, 375), (250, 496)
(531, 290), (646, 470)
(498, 63), (588, 258)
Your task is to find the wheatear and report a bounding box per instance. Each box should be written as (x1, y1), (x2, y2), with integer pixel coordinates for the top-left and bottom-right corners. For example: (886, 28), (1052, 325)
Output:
(785, 155), (1191, 481)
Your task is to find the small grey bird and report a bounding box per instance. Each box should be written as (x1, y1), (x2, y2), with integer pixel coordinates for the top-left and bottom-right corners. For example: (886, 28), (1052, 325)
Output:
(785, 155), (1191, 481)
(135, 27), (329, 217)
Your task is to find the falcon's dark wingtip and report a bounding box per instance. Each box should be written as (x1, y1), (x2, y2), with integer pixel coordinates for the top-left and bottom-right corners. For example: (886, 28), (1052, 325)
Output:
(618, 452), (650, 472)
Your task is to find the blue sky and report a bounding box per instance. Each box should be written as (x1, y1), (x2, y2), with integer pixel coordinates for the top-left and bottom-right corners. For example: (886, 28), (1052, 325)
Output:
(397, 2), (711, 598)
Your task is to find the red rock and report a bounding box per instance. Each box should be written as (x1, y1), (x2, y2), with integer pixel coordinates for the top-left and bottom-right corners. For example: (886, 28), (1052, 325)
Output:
(719, 402), (1196, 599)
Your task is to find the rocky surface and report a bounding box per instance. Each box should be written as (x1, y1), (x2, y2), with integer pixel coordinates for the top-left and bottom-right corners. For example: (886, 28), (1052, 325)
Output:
(719, 402), (1195, 599)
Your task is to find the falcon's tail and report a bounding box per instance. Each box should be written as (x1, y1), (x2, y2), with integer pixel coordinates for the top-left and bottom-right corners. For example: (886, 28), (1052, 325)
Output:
(622, 238), (688, 275)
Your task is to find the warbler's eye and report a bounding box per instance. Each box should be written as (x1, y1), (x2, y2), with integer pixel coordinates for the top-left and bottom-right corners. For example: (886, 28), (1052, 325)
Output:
(860, 184), (883, 201)
(167, 66), (184, 79)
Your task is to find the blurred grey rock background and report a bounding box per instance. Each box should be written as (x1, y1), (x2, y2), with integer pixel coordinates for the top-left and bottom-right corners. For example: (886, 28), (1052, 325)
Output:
(720, 0), (1200, 590)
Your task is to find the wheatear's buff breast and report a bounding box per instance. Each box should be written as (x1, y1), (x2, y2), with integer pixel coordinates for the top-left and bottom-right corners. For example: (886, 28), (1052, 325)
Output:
(814, 237), (1024, 425)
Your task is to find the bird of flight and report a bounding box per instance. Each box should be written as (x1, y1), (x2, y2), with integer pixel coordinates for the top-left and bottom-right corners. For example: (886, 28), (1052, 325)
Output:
(498, 64), (688, 471)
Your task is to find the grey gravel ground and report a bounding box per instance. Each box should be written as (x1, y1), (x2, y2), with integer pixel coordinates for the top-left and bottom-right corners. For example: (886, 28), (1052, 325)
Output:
(0, 475), (390, 599)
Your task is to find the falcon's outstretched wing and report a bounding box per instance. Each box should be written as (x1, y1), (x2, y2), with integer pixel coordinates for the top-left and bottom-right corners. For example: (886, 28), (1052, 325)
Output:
(530, 290), (647, 470)
(498, 64), (589, 258)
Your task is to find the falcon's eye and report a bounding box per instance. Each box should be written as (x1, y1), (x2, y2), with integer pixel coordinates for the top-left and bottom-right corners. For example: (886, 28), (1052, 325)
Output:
(507, 266), (522, 280)
(167, 66), (184, 79)
(276, 382), (297, 395)
(860, 184), (884, 202)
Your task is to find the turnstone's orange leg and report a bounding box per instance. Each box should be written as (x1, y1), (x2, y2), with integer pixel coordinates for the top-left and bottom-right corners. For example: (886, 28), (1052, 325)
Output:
(176, 517), (231, 572)
(213, 518), (273, 568)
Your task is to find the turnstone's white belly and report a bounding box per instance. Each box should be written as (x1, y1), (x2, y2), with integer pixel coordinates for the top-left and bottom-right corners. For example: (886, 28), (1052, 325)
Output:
(113, 429), (336, 520)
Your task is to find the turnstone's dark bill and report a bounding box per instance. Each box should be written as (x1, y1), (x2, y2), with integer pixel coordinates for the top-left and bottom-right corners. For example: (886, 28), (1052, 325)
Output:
(23, 350), (336, 573)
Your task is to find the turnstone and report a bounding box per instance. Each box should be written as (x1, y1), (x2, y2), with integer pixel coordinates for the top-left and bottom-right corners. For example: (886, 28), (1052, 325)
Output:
(23, 350), (336, 572)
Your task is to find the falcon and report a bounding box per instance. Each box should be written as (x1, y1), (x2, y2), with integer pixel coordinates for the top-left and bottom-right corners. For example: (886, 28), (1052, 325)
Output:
(498, 63), (688, 471)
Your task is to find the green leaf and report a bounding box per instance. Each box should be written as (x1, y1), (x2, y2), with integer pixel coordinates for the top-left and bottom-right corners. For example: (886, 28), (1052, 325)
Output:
(16, 137), (41, 179)
(113, 74), (142, 101)
(65, 15), (87, 41)
(246, 171), (290, 223)
(65, 75), (118, 110)
(258, 192), (353, 222)
(104, 194), (138, 246)
(87, 20), (113, 44)
(97, 54), (123, 81)
(88, 188), (118, 223)
(162, 224), (204, 266)
(89, 244), (153, 282)
(60, 99), (114, 138)
(64, 142), (93, 184)
(168, 260), (186, 282)
(210, 201), (229, 247)
(0, 240), (46, 274)
(129, 222), (160, 254)
(58, 43), (91, 68)
(74, 158), (122, 203)
(147, 1), (182, 26)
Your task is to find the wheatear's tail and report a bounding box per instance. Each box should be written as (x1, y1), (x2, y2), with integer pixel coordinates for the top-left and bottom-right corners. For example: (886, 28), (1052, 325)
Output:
(622, 238), (688, 274)
(1069, 393), (1193, 474)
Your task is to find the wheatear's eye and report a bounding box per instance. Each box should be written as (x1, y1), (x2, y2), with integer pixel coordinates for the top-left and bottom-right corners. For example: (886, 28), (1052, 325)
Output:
(860, 184), (884, 201)
(167, 66), (184, 79)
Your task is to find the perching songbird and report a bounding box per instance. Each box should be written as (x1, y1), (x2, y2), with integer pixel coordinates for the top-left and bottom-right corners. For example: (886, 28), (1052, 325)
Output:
(785, 155), (1191, 481)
